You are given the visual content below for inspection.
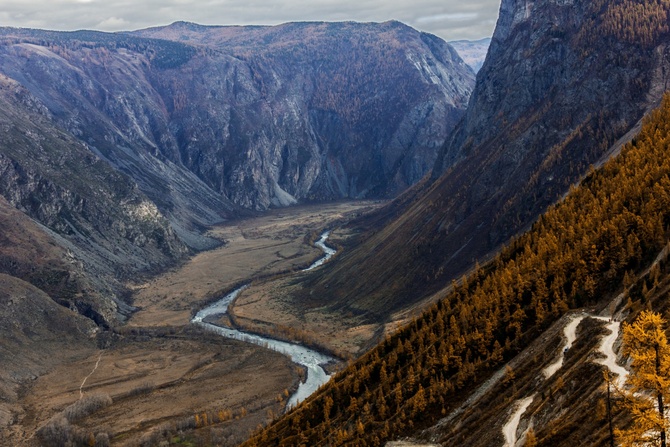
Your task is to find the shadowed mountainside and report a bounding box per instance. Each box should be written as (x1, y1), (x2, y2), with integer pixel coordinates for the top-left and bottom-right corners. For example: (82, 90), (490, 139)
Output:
(0, 22), (473, 219)
(132, 20), (475, 203)
(244, 88), (670, 447)
(0, 75), (187, 323)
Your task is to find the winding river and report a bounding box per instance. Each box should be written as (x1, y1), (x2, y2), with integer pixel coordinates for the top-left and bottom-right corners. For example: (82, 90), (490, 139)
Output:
(192, 231), (336, 408)
(305, 231), (336, 271)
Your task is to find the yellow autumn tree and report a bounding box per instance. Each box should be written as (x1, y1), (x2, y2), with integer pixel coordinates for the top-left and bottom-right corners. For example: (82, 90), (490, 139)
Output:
(616, 310), (670, 447)
(524, 427), (538, 447)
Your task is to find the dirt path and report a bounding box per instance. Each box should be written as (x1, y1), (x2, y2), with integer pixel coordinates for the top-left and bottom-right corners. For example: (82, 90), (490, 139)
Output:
(543, 314), (587, 379)
(592, 317), (628, 387)
(79, 351), (103, 399)
(503, 394), (536, 447)
(502, 310), (628, 446)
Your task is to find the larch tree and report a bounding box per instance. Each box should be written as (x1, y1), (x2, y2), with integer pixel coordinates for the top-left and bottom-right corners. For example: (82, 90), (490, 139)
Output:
(616, 310), (670, 447)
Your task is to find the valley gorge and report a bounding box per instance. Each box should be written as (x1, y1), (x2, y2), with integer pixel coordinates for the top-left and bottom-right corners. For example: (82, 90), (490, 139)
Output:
(2, 0), (670, 445)
(0, 21), (474, 326)
(291, 0), (670, 325)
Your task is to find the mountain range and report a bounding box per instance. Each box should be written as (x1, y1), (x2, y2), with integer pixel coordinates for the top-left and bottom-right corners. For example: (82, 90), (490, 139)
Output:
(0, 21), (474, 325)
(447, 38), (490, 72)
(290, 0), (670, 328)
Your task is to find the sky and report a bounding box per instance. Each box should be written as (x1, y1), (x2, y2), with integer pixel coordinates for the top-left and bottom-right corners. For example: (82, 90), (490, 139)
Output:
(0, 0), (500, 42)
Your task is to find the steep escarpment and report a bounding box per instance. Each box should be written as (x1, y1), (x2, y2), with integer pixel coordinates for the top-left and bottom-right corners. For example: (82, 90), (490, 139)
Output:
(0, 74), (187, 323)
(0, 32), (236, 249)
(245, 92), (670, 447)
(136, 20), (475, 204)
(297, 0), (670, 320)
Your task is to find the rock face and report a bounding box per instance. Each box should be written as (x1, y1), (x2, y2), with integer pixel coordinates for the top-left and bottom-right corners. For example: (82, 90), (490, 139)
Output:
(0, 75), (188, 323)
(136, 21), (475, 205)
(0, 23), (473, 216)
(298, 0), (670, 318)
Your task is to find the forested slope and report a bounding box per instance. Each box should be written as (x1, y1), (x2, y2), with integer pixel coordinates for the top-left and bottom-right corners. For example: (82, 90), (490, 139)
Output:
(244, 93), (670, 446)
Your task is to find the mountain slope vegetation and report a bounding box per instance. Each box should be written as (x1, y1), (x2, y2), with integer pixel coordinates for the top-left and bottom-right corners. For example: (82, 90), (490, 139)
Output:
(243, 91), (670, 446)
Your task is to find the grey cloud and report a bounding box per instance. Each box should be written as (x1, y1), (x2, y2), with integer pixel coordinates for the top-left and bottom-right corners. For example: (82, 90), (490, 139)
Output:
(0, 0), (500, 41)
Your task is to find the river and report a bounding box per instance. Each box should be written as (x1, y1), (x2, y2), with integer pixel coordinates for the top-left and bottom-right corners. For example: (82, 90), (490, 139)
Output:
(305, 231), (336, 271)
(191, 231), (336, 408)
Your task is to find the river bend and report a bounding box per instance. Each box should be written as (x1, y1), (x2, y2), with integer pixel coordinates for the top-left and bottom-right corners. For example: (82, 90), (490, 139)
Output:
(192, 231), (336, 408)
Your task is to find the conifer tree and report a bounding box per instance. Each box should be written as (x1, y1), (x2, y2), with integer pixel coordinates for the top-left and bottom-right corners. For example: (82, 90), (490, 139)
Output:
(617, 311), (670, 447)
(524, 427), (538, 447)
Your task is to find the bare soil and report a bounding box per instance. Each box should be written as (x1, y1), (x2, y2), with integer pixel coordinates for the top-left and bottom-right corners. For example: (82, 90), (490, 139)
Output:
(23, 332), (297, 446)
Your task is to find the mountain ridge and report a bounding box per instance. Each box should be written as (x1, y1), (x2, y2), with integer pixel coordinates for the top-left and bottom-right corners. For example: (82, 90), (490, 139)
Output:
(244, 90), (670, 447)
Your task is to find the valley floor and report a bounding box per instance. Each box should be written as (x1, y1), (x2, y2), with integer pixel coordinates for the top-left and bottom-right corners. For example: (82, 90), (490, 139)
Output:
(4, 200), (382, 446)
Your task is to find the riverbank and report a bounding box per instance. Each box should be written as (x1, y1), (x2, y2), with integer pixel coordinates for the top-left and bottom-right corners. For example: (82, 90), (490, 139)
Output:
(192, 244), (337, 410)
(5, 201), (381, 446)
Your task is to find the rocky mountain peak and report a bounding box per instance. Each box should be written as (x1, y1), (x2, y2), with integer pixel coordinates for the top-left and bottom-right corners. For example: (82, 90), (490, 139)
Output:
(0, 22), (476, 324)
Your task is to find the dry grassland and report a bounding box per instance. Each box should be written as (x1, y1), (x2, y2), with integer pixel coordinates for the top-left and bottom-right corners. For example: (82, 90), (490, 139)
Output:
(9, 331), (298, 446)
(129, 201), (379, 328)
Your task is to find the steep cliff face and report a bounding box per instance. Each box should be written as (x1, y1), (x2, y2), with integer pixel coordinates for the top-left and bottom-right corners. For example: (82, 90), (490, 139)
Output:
(0, 34), (236, 249)
(0, 23), (473, 220)
(297, 0), (670, 318)
(135, 21), (474, 204)
(0, 74), (188, 323)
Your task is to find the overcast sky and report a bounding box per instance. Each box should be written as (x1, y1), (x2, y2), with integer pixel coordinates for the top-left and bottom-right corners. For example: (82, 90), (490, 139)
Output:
(0, 0), (500, 42)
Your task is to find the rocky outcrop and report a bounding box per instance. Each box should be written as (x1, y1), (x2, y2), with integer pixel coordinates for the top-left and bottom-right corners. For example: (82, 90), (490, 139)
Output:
(135, 21), (474, 204)
(0, 75), (188, 323)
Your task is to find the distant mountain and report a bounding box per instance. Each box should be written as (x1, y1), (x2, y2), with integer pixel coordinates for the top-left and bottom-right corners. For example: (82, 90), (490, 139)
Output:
(0, 22), (474, 324)
(448, 37), (491, 72)
(131, 21), (475, 202)
(0, 22), (474, 220)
